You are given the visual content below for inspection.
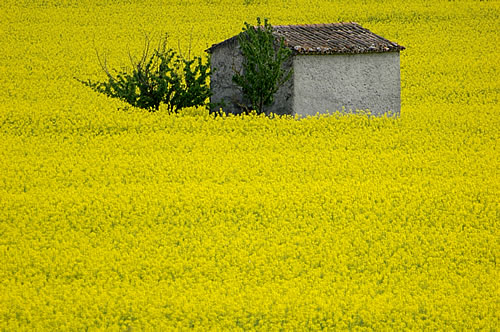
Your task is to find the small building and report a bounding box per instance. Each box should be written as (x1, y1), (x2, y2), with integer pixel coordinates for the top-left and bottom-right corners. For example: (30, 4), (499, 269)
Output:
(206, 22), (405, 117)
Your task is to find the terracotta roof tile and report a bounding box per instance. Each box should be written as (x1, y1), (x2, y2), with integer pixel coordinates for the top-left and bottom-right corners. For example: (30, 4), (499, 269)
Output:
(207, 22), (405, 54)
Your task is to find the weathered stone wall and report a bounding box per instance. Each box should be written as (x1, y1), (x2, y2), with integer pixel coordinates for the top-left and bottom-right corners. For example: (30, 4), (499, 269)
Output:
(209, 38), (243, 114)
(292, 52), (401, 117)
(209, 38), (293, 116)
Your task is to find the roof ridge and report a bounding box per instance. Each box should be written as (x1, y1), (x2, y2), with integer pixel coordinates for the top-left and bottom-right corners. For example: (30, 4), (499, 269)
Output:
(272, 22), (360, 28)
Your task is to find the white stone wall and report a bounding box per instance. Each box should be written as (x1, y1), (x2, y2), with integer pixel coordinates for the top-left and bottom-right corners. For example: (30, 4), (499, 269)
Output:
(292, 52), (401, 117)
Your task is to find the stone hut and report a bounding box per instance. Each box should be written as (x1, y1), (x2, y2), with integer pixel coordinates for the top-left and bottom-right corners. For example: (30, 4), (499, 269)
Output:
(206, 22), (405, 117)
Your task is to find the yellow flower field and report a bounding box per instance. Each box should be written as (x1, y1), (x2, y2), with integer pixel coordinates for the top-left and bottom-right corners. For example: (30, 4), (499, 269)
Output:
(0, 0), (499, 329)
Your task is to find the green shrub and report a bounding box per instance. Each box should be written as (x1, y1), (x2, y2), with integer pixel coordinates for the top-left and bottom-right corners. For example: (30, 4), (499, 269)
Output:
(232, 18), (293, 115)
(78, 34), (211, 112)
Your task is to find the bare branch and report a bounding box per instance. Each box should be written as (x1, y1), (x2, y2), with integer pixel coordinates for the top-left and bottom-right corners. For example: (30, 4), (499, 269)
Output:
(156, 32), (164, 54)
(188, 27), (193, 61)
(136, 32), (150, 68)
(91, 36), (115, 81)
(95, 48), (113, 81)
(128, 49), (136, 69)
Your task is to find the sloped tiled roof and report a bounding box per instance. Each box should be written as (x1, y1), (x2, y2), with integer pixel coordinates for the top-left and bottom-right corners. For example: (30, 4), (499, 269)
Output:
(207, 22), (405, 55)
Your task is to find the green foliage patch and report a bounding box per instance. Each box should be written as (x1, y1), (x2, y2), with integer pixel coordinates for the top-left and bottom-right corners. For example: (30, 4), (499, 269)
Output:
(232, 18), (293, 115)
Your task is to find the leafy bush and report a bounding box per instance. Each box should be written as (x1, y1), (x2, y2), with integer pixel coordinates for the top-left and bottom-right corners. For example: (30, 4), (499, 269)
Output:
(232, 17), (293, 115)
(78, 34), (211, 112)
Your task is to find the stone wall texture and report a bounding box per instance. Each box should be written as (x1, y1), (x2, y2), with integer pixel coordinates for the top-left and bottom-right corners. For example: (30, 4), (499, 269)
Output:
(292, 52), (401, 117)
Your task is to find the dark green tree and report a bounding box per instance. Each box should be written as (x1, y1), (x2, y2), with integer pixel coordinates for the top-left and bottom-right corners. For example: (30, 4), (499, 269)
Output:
(77, 34), (211, 113)
(232, 17), (293, 115)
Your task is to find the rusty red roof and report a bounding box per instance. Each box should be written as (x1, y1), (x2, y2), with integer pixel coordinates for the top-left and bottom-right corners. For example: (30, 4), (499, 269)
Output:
(207, 22), (405, 54)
